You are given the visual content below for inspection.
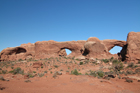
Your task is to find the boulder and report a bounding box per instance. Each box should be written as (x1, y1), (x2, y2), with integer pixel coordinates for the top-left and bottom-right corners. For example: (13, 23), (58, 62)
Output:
(82, 41), (110, 59)
(33, 62), (43, 68)
(75, 56), (86, 60)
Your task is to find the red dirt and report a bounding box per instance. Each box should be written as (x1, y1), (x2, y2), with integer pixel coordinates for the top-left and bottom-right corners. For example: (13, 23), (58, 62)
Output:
(0, 57), (140, 93)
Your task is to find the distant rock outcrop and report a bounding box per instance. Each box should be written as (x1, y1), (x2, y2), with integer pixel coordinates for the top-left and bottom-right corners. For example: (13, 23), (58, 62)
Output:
(0, 31), (140, 63)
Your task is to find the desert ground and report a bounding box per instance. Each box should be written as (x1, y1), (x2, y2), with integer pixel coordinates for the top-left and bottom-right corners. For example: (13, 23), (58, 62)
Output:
(0, 57), (140, 93)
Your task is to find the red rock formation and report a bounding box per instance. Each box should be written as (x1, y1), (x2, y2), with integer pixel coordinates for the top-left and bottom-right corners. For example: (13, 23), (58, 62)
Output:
(0, 32), (139, 62)
(125, 32), (140, 62)
(0, 43), (35, 61)
(35, 40), (86, 59)
(82, 38), (126, 59)
(82, 41), (109, 59)
(102, 40), (126, 51)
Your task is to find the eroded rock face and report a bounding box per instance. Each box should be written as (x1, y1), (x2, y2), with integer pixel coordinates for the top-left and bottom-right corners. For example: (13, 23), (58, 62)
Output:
(0, 31), (139, 62)
(82, 38), (126, 59)
(82, 41), (109, 59)
(125, 32), (140, 62)
(0, 40), (86, 61)
(0, 43), (35, 61)
(35, 40), (86, 59)
(102, 40), (126, 51)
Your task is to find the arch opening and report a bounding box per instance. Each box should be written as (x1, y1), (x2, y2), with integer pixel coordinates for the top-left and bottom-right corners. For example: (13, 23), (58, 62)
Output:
(58, 48), (72, 57)
(109, 46), (122, 54)
(65, 49), (72, 55)
(82, 49), (89, 56)
(16, 48), (27, 54)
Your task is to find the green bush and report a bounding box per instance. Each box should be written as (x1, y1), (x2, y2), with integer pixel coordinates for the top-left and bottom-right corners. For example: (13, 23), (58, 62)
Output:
(112, 59), (121, 64)
(97, 71), (104, 78)
(18, 59), (23, 61)
(112, 60), (124, 71)
(102, 59), (109, 63)
(44, 71), (47, 73)
(85, 72), (88, 75)
(11, 67), (14, 69)
(54, 65), (59, 68)
(80, 62), (83, 65)
(114, 62), (124, 71)
(2, 70), (7, 74)
(89, 70), (97, 77)
(126, 79), (133, 83)
(110, 57), (114, 61)
(27, 73), (34, 78)
(9, 67), (24, 75)
(38, 73), (44, 77)
(126, 70), (133, 75)
(71, 69), (81, 75)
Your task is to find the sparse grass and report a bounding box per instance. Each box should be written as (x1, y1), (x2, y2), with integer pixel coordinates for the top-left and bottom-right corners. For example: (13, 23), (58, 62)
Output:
(89, 70), (97, 77)
(53, 73), (57, 78)
(97, 71), (104, 78)
(27, 73), (34, 78)
(71, 69), (81, 75)
(102, 59), (109, 63)
(66, 70), (69, 73)
(9, 67), (24, 75)
(85, 72), (88, 75)
(38, 73), (44, 77)
(127, 62), (134, 68)
(33, 71), (36, 73)
(112, 60), (124, 71)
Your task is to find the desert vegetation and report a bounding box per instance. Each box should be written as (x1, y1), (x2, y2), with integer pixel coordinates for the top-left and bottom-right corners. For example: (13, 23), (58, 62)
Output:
(0, 56), (140, 92)
(0, 56), (140, 80)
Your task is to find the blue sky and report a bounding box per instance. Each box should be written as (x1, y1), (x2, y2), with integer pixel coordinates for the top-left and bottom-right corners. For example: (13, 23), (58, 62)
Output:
(0, 0), (140, 54)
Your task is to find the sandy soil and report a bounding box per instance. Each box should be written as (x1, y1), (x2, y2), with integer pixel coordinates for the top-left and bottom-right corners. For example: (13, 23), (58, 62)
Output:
(0, 57), (140, 93)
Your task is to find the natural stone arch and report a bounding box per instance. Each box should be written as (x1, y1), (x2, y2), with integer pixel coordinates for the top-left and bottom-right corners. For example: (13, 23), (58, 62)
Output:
(102, 40), (126, 51)
(58, 47), (74, 57)
(15, 47), (27, 54)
